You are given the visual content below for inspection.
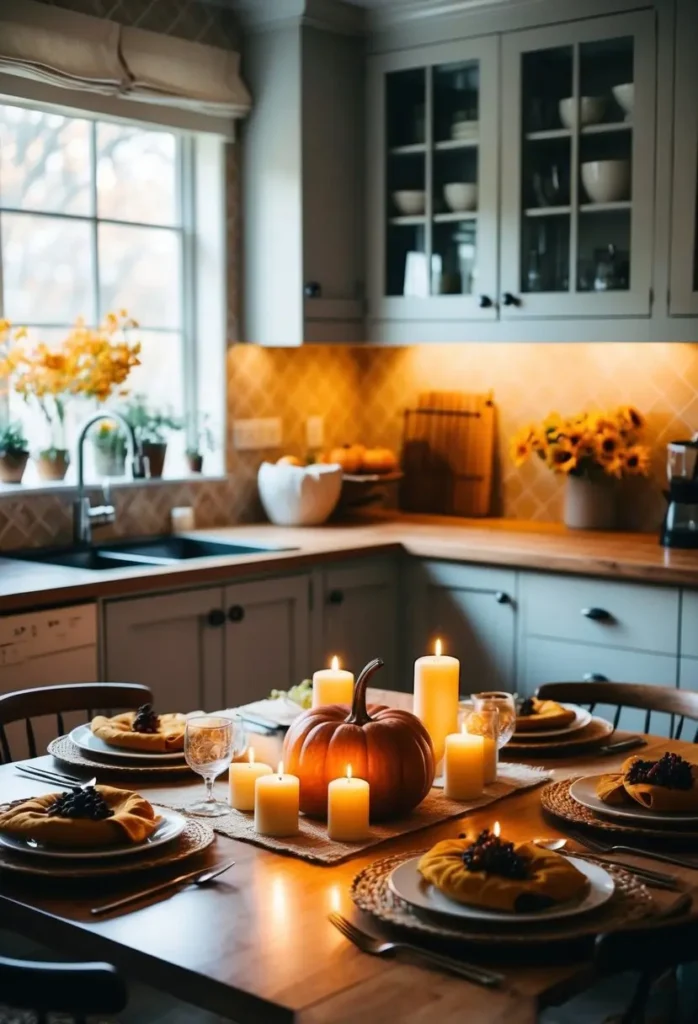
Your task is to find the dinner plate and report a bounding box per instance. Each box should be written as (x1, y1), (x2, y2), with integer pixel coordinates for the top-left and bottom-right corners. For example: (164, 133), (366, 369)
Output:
(70, 724), (186, 763)
(569, 775), (698, 826)
(388, 855), (614, 925)
(512, 704), (592, 740)
(0, 806), (186, 860)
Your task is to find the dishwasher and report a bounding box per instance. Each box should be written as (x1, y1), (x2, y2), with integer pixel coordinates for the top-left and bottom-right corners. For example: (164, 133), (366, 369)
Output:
(0, 604), (98, 760)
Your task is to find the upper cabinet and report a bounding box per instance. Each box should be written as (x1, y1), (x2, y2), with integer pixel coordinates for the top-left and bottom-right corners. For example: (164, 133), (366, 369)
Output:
(669, 0), (698, 316)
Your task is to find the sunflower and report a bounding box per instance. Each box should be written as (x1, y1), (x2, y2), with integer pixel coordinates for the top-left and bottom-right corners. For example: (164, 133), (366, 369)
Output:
(622, 444), (651, 475)
(617, 405), (645, 434)
(510, 425), (538, 467)
(595, 428), (622, 463)
(546, 441), (577, 475)
(603, 455), (625, 478)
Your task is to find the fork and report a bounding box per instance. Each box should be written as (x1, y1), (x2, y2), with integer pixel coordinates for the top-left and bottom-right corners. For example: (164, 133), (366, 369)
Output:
(16, 764), (86, 788)
(568, 829), (698, 872)
(328, 912), (503, 987)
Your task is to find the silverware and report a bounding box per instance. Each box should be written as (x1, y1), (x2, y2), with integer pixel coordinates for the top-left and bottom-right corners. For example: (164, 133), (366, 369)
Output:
(568, 830), (698, 873)
(16, 765), (88, 788)
(534, 837), (681, 889)
(90, 860), (236, 916)
(597, 738), (647, 755)
(328, 912), (503, 987)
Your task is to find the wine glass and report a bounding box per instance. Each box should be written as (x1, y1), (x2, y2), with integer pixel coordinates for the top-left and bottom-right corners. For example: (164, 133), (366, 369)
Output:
(184, 715), (245, 816)
(472, 692), (516, 748)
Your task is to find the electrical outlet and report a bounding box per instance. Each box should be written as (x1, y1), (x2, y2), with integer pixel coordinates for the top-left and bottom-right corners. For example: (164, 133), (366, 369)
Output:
(306, 415), (324, 450)
(233, 418), (282, 451)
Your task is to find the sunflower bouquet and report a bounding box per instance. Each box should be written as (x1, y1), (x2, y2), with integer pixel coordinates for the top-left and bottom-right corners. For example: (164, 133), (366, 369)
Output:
(510, 406), (651, 479)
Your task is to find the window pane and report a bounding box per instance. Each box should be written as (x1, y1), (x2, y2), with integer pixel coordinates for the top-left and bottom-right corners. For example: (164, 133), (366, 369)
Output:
(126, 330), (185, 414)
(0, 104), (91, 215)
(98, 224), (181, 328)
(96, 123), (178, 226)
(2, 213), (94, 323)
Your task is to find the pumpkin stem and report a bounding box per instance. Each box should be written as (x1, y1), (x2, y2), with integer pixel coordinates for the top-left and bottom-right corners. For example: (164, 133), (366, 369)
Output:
(345, 658), (384, 725)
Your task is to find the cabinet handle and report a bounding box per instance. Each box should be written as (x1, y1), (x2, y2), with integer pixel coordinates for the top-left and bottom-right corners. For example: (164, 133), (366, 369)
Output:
(502, 292), (521, 307)
(581, 607), (612, 622)
(228, 605), (245, 623)
(304, 281), (322, 298)
(583, 673), (609, 683)
(328, 589), (344, 605)
(494, 591), (510, 604)
(479, 294), (493, 309)
(207, 609), (225, 627)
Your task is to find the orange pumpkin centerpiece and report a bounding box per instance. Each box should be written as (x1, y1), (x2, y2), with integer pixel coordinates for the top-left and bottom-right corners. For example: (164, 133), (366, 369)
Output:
(283, 658), (435, 821)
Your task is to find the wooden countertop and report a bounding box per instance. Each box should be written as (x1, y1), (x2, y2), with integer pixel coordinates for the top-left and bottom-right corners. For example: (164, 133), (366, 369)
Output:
(1, 514), (697, 614)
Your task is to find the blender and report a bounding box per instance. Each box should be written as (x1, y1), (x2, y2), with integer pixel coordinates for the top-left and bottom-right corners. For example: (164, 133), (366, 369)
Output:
(662, 437), (698, 548)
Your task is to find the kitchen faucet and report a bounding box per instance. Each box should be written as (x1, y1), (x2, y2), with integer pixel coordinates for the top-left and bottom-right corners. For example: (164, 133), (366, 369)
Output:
(73, 411), (147, 545)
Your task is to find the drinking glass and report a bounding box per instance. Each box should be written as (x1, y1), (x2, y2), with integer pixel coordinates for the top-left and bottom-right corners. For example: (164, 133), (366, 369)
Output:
(461, 704), (500, 784)
(184, 715), (245, 817)
(472, 691), (516, 748)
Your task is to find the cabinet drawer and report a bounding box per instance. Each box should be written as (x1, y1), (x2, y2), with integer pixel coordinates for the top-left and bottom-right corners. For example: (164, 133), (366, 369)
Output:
(519, 636), (678, 736)
(520, 573), (679, 655)
(681, 592), (698, 658)
(420, 561), (517, 598)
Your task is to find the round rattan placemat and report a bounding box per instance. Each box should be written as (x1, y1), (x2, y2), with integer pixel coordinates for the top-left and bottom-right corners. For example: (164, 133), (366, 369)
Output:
(505, 717), (614, 757)
(541, 777), (698, 841)
(48, 736), (193, 776)
(350, 850), (656, 947)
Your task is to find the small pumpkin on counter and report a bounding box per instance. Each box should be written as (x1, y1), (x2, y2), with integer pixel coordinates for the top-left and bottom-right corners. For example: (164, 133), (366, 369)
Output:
(282, 658), (435, 821)
(361, 447), (398, 474)
(327, 444), (365, 474)
(276, 455), (304, 467)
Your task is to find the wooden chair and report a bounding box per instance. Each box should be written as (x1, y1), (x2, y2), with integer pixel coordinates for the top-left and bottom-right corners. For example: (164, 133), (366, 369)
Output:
(535, 681), (698, 741)
(0, 954), (127, 1023)
(0, 682), (152, 764)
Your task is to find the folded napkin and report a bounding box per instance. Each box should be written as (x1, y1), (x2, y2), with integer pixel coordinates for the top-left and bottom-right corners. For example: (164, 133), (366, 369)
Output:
(0, 786), (159, 848)
(515, 698), (576, 733)
(596, 753), (698, 813)
(418, 835), (588, 913)
(91, 711), (186, 753)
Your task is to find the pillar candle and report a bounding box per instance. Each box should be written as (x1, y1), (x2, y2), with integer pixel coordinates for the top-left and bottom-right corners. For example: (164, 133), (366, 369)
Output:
(313, 656), (354, 708)
(229, 748), (273, 811)
(444, 728), (485, 801)
(327, 766), (370, 842)
(254, 762), (300, 837)
(413, 639), (460, 763)
(482, 737), (498, 785)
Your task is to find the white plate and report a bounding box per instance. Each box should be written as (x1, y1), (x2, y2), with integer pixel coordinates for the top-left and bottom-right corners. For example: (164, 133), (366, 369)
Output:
(388, 855), (614, 925)
(70, 724), (185, 762)
(0, 806), (186, 860)
(512, 704), (592, 739)
(569, 775), (698, 826)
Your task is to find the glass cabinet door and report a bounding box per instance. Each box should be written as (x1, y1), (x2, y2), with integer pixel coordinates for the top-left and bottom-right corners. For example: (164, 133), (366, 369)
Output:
(368, 35), (498, 323)
(670, 0), (698, 316)
(501, 11), (655, 318)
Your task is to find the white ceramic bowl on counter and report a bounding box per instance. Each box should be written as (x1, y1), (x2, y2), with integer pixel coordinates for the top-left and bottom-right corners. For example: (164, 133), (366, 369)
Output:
(392, 190), (426, 216)
(257, 462), (343, 527)
(612, 83), (634, 118)
(444, 182), (478, 212)
(558, 96), (606, 129)
(581, 160), (630, 203)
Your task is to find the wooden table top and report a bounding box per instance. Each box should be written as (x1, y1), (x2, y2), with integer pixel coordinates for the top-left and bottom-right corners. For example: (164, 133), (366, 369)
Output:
(1, 737), (697, 1024)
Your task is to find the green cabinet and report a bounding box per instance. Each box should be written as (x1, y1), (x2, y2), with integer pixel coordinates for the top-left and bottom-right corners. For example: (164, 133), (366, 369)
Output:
(669, 0), (698, 316)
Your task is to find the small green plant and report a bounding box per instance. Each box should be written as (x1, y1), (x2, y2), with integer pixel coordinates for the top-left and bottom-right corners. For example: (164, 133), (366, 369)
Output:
(92, 420), (127, 457)
(186, 412), (216, 457)
(0, 420), (29, 457)
(123, 395), (181, 445)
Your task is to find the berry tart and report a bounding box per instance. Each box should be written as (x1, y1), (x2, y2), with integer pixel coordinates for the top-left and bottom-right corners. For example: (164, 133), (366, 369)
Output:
(596, 752), (698, 812)
(91, 704), (187, 753)
(515, 697), (576, 733)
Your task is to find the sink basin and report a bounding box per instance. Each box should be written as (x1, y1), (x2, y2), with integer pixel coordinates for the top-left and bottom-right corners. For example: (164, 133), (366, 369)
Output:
(10, 536), (295, 571)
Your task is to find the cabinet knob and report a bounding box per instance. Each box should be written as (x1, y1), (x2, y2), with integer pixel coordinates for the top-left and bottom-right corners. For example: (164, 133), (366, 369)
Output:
(479, 294), (493, 309)
(328, 589), (344, 605)
(207, 609), (225, 627)
(228, 605), (245, 623)
(502, 292), (521, 307)
(494, 591), (510, 604)
(304, 281), (322, 298)
(583, 673), (609, 683)
(581, 607), (612, 622)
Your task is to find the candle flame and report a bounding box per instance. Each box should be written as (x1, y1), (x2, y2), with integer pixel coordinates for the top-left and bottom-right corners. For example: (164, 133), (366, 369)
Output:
(331, 655), (339, 671)
(346, 764), (352, 780)
(277, 760), (284, 777)
(435, 638), (442, 657)
(493, 820), (501, 838)
(248, 747), (255, 765)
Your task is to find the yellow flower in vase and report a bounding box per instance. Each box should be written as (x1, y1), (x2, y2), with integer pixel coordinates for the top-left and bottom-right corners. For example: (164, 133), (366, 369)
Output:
(622, 445), (651, 475)
(546, 441), (578, 475)
(595, 428), (622, 466)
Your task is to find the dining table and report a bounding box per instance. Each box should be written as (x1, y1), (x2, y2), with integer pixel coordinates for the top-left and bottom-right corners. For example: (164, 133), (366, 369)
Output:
(1, 690), (697, 1024)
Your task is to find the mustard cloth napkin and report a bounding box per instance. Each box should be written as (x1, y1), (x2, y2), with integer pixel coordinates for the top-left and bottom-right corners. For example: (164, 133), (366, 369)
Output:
(515, 698), (576, 733)
(596, 754), (698, 812)
(0, 786), (159, 847)
(91, 711), (186, 753)
(418, 836), (588, 912)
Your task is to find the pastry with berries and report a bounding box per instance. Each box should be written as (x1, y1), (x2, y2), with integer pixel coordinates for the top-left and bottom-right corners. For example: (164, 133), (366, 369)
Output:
(91, 703), (186, 753)
(597, 752), (698, 812)
(515, 696), (576, 733)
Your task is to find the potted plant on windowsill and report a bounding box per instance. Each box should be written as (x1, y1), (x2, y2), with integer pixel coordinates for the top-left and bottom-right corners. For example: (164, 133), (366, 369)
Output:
(510, 405), (651, 530)
(0, 420), (30, 484)
(124, 395), (181, 479)
(93, 420), (128, 477)
(186, 413), (216, 474)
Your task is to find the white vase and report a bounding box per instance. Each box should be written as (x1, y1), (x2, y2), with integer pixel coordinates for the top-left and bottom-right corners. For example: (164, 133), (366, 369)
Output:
(564, 474), (617, 530)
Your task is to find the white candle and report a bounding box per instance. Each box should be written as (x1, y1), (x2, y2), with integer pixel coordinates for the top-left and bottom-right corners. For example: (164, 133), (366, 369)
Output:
(413, 639), (460, 763)
(254, 761), (300, 837)
(313, 656), (354, 708)
(229, 747), (273, 811)
(444, 726), (485, 800)
(482, 737), (498, 785)
(327, 765), (370, 842)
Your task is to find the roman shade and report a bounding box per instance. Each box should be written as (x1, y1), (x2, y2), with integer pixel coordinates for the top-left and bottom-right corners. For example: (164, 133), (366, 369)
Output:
(0, 0), (251, 135)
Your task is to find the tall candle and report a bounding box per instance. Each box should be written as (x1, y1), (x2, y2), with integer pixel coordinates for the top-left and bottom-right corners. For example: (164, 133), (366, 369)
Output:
(327, 765), (370, 842)
(482, 737), (498, 785)
(413, 639), (459, 763)
(313, 656), (354, 708)
(229, 747), (273, 811)
(254, 761), (299, 837)
(444, 726), (485, 800)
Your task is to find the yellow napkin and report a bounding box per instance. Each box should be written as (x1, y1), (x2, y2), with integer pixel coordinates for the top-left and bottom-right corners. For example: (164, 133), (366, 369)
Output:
(596, 754), (698, 813)
(0, 786), (159, 848)
(515, 698), (576, 733)
(418, 836), (588, 913)
(91, 711), (186, 753)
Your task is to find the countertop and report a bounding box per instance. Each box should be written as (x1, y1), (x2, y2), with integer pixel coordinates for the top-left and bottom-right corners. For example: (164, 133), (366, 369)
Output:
(1, 514), (697, 613)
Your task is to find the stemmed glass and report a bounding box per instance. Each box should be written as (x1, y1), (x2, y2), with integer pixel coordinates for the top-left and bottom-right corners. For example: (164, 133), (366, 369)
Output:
(472, 691), (516, 749)
(184, 715), (245, 817)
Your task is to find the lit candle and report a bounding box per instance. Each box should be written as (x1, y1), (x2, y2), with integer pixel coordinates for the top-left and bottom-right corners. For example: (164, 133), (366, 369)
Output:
(254, 761), (300, 837)
(229, 747), (273, 811)
(414, 639), (460, 763)
(327, 765), (370, 842)
(312, 656), (354, 708)
(444, 725), (485, 800)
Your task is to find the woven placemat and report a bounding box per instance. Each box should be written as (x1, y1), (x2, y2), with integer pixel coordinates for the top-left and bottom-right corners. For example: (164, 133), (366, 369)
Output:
(541, 777), (698, 841)
(49, 736), (193, 777)
(505, 717), (614, 757)
(165, 763), (551, 865)
(349, 850), (671, 948)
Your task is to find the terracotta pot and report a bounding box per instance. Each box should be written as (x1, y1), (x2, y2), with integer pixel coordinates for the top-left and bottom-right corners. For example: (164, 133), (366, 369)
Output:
(186, 452), (204, 474)
(0, 451), (29, 484)
(36, 449), (70, 482)
(142, 442), (167, 479)
(564, 474), (617, 530)
(94, 446), (127, 478)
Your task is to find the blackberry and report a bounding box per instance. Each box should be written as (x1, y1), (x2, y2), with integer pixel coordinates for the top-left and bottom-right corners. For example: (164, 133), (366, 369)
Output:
(625, 752), (693, 790)
(519, 698), (536, 717)
(461, 828), (530, 880)
(47, 786), (114, 821)
(132, 703), (159, 734)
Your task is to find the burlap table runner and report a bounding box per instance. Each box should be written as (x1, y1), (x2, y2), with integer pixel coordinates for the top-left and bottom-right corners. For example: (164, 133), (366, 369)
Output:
(166, 763), (551, 865)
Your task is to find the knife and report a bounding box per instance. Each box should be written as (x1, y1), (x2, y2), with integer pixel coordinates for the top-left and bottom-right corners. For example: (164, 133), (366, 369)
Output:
(597, 737), (647, 755)
(90, 860), (235, 916)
